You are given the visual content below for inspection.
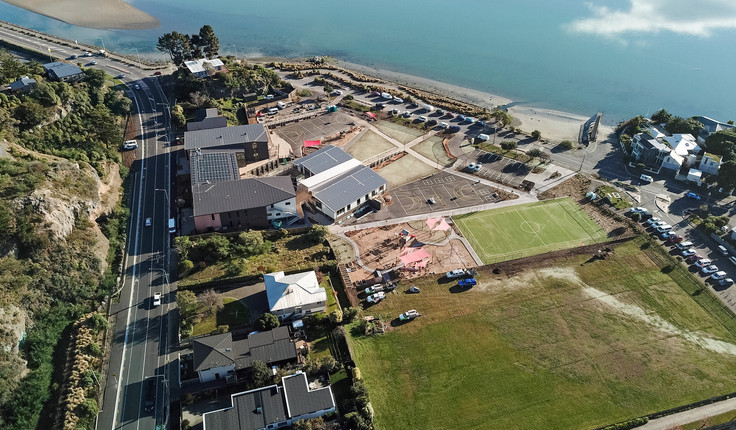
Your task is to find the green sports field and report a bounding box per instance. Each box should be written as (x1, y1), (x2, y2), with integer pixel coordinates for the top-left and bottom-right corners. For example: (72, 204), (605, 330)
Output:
(453, 198), (607, 264)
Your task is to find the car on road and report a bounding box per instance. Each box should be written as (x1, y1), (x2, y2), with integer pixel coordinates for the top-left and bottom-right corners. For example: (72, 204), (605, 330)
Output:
(473, 162), (482, 172)
(399, 310), (421, 321)
(122, 140), (138, 150)
(83, 51), (92, 57)
(711, 271), (728, 280)
(439, 122), (448, 129)
(681, 249), (697, 257)
(367, 292), (386, 303)
(718, 278), (734, 287)
(145, 217), (152, 227)
(70, 54), (78, 59)
(448, 125), (461, 132)
(695, 258), (712, 268)
(701, 265), (719, 275)
(446, 269), (466, 279)
(89, 61), (98, 65)
(730, 255), (736, 266)
(152, 293), (161, 307)
(645, 217), (660, 226)
(718, 245), (729, 256)
(640, 174), (654, 183)
(144, 378), (156, 413)
(331, 89), (342, 95)
(686, 254), (703, 264)
(364, 285), (384, 295)
(115, 73), (125, 79)
(458, 278), (477, 288)
(417, 116), (427, 122)
(153, 71), (162, 76)
(629, 207), (649, 214)
(134, 84), (140, 90)
(686, 192), (701, 200)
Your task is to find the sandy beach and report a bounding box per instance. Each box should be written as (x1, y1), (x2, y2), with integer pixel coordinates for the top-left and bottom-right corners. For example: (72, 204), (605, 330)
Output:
(336, 60), (612, 142)
(1, 0), (159, 30)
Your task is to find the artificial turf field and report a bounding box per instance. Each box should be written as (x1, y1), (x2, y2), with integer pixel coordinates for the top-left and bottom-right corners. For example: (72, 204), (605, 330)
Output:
(453, 198), (607, 264)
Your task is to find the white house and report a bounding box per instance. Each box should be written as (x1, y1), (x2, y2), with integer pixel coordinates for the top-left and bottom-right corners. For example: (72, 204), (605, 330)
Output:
(265, 271), (327, 320)
(185, 58), (226, 78)
(699, 153), (722, 176)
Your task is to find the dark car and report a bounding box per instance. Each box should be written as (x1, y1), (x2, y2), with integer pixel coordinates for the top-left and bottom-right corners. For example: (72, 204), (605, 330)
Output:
(686, 254), (702, 264)
(427, 119), (438, 126)
(374, 103), (385, 110)
(144, 378), (156, 413)
(448, 125), (461, 133)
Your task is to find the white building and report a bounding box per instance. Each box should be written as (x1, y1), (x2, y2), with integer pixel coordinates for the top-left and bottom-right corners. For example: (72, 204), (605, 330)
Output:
(265, 271), (327, 321)
(185, 58), (226, 78)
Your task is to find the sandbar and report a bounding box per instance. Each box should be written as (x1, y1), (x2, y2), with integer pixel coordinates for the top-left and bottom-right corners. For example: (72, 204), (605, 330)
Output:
(1, 0), (159, 30)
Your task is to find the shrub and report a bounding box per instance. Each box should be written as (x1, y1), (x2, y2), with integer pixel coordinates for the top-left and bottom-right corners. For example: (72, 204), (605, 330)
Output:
(531, 129), (542, 140)
(86, 342), (103, 357)
(179, 259), (194, 275)
(329, 309), (343, 324)
(181, 418), (192, 430)
(89, 313), (108, 331)
(600, 417), (648, 430)
(343, 307), (359, 323)
(559, 140), (574, 150)
(213, 325), (229, 334)
(527, 148), (542, 159)
(255, 313), (280, 331)
(631, 213), (641, 222)
(352, 367), (362, 381)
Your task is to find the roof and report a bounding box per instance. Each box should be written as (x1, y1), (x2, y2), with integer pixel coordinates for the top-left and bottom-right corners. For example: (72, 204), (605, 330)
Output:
(190, 149), (241, 186)
(311, 165), (387, 212)
(283, 372), (336, 417)
(192, 177), (295, 217)
(265, 271), (326, 312)
(293, 145), (354, 175)
(697, 116), (736, 134)
(42, 62), (83, 79)
(232, 326), (298, 368)
(185, 58), (225, 74)
(187, 109), (228, 131)
(184, 124), (268, 151)
(634, 134), (669, 152)
(203, 372), (335, 430)
(300, 158), (363, 189)
(193, 333), (235, 371)
(9, 76), (36, 90)
(665, 134), (701, 156)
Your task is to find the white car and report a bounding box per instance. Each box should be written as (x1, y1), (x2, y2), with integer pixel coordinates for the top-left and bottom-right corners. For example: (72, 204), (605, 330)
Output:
(446, 269), (466, 279)
(417, 116), (427, 122)
(651, 221), (667, 228)
(83, 51), (92, 57)
(473, 162), (482, 172)
(695, 258), (712, 268)
(468, 163), (476, 171)
(630, 207), (648, 214)
(645, 217), (660, 226)
(711, 271), (728, 280)
(145, 217), (152, 227)
(681, 249), (697, 257)
(655, 224), (672, 233)
(402, 111), (412, 118)
(331, 89), (342, 95)
(439, 122), (448, 129)
(701, 265), (719, 275)
(123, 140), (138, 150)
(134, 84), (141, 90)
(152, 293), (161, 307)
(393, 97), (403, 103)
(367, 292), (385, 303)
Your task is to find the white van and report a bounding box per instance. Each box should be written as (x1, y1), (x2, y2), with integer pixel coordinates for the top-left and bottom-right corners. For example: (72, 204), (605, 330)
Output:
(277, 101), (287, 109)
(168, 218), (176, 234)
(267, 107), (279, 115)
(640, 174), (654, 183)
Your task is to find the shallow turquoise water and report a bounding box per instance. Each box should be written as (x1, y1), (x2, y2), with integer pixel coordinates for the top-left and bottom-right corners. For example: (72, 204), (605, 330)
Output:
(1, 0), (734, 123)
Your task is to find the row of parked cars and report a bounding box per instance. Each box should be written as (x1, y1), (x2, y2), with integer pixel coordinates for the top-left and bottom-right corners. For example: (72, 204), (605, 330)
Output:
(630, 207), (734, 287)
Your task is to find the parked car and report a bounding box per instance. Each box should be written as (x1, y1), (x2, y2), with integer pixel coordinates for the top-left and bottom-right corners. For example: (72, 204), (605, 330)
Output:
(263, 94), (274, 100)
(685, 254), (703, 264)
(651, 220), (667, 228)
(686, 192), (701, 200)
(655, 224), (672, 233)
(629, 207), (649, 214)
(427, 119), (438, 126)
(645, 217), (660, 226)
(458, 278), (477, 288)
(711, 271), (728, 280)
(695, 258), (712, 268)
(665, 234), (683, 244)
(152, 293), (161, 307)
(718, 278), (734, 287)
(392, 97), (403, 103)
(473, 163), (482, 172)
(681, 249), (697, 257)
(365, 285), (384, 295)
(123, 140), (138, 150)
(403, 111), (412, 118)
(676, 241), (694, 250)
(446, 269), (466, 279)
(457, 115), (466, 121)
(468, 163), (477, 171)
(640, 174), (654, 183)
(717, 245), (729, 256)
(448, 125), (461, 132)
(701, 265), (719, 275)
(439, 122), (448, 129)
(427, 197), (436, 204)
(331, 89), (343, 95)
(729, 255), (736, 266)
(660, 231), (676, 240)
(144, 378), (156, 413)
(367, 292), (386, 303)
(478, 120), (487, 127)
(399, 310), (421, 321)
(417, 116), (428, 122)
(436, 109), (445, 115)
(134, 84), (140, 90)
(465, 117), (475, 123)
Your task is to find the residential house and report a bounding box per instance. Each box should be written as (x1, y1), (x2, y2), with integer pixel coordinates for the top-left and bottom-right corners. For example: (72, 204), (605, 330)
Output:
(631, 133), (671, 170)
(697, 116), (735, 139)
(202, 372), (336, 430)
(294, 145), (387, 221)
(8, 76), (37, 93)
(192, 327), (298, 384)
(265, 271), (327, 321)
(185, 123), (270, 163)
(185, 58), (227, 78)
(42, 62), (83, 82)
(699, 153), (722, 176)
(187, 107), (228, 131)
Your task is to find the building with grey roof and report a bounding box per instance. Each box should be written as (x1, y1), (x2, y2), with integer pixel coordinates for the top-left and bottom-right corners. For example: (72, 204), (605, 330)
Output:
(187, 108), (228, 131)
(697, 116), (735, 136)
(203, 372), (335, 430)
(42, 62), (83, 82)
(193, 327), (298, 384)
(184, 124), (269, 162)
(8, 76), (36, 92)
(192, 176), (296, 232)
(295, 145), (387, 221)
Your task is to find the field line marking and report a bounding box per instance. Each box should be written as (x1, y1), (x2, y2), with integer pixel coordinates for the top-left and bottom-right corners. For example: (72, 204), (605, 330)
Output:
(457, 216), (490, 261)
(515, 208), (547, 248)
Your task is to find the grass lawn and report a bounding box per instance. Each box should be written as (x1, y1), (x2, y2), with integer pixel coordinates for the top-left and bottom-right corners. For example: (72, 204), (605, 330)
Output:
(374, 153), (439, 189)
(191, 297), (251, 336)
(348, 238), (736, 429)
(346, 130), (396, 161)
(412, 135), (454, 167)
(475, 141), (533, 163)
(374, 120), (424, 144)
(454, 198), (607, 264)
(597, 184), (633, 209)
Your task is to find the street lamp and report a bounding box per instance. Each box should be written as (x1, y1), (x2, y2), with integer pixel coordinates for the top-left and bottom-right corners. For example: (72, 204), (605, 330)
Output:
(98, 36), (106, 53)
(155, 188), (170, 208)
(134, 48), (142, 69)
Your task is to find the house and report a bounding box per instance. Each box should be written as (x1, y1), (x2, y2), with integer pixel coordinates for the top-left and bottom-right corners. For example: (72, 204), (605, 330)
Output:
(294, 145), (387, 221)
(265, 271), (327, 321)
(697, 116), (735, 136)
(185, 58), (227, 78)
(193, 327), (298, 384)
(42, 62), (84, 82)
(631, 132), (670, 170)
(202, 372), (336, 430)
(185, 124), (270, 163)
(187, 107), (228, 131)
(699, 152), (722, 176)
(8, 76), (37, 93)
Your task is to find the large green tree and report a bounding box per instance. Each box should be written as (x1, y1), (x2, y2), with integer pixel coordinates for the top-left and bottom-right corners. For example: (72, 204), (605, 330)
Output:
(704, 129), (736, 156)
(198, 25), (220, 58)
(157, 31), (192, 65)
(717, 160), (736, 190)
(650, 108), (672, 124)
(0, 49), (28, 85)
(664, 116), (702, 135)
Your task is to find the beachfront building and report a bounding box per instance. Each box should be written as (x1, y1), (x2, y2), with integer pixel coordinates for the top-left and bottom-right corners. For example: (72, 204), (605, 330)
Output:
(42, 62), (84, 82)
(696, 116), (735, 140)
(293, 145), (387, 222)
(185, 123), (270, 163)
(185, 58), (227, 78)
(7, 76), (37, 93)
(265, 270), (327, 321)
(202, 372), (336, 430)
(631, 132), (670, 170)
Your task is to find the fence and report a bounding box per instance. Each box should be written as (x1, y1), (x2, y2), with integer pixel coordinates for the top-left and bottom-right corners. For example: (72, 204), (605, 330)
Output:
(364, 147), (404, 168)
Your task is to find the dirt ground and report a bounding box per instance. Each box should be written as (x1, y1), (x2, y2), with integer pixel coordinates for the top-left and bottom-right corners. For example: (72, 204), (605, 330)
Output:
(345, 219), (476, 283)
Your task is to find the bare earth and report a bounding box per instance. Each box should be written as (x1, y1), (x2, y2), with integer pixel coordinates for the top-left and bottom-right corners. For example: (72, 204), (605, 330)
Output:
(2, 0), (160, 30)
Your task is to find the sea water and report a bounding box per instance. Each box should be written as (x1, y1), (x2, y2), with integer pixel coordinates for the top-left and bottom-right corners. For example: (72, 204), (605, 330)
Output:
(1, 0), (734, 123)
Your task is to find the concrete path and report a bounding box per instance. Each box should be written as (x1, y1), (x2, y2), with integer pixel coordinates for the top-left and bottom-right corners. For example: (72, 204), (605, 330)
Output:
(638, 398), (736, 430)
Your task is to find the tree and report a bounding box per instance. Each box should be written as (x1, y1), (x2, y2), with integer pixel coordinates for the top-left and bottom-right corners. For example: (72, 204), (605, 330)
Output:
(200, 288), (223, 317)
(29, 81), (59, 107)
(236, 230), (265, 256)
(0, 49), (28, 84)
(255, 313), (280, 331)
(343, 411), (370, 430)
(704, 129), (736, 156)
(323, 84), (334, 94)
(83, 68), (106, 90)
(500, 141), (517, 152)
(307, 225), (328, 244)
(329, 309), (343, 324)
(14, 100), (46, 131)
(664, 116), (702, 135)
(157, 31), (191, 65)
(559, 140), (574, 150)
(343, 307), (359, 323)
(650, 108), (672, 124)
(531, 129), (542, 140)
(247, 360), (272, 389)
(292, 417), (328, 430)
(491, 109), (512, 129)
(717, 160), (736, 190)
(527, 148), (542, 159)
(177, 290), (200, 326)
(198, 25), (220, 58)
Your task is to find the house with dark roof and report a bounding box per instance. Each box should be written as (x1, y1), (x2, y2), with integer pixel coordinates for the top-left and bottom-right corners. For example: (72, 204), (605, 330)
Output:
(193, 326), (298, 383)
(42, 62), (83, 82)
(202, 372), (335, 430)
(697, 116), (735, 137)
(187, 108), (228, 131)
(185, 123), (269, 163)
(294, 145), (387, 221)
(8, 76), (36, 93)
(631, 132), (671, 170)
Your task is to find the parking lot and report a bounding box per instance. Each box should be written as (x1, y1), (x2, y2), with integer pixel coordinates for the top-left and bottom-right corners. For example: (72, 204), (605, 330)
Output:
(462, 149), (532, 188)
(273, 111), (356, 155)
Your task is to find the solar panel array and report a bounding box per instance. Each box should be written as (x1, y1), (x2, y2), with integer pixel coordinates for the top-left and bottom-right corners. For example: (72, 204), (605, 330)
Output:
(190, 151), (239, 186)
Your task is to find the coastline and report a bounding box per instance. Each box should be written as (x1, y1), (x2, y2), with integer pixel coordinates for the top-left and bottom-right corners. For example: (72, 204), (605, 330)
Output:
(0, 0), (159, 30)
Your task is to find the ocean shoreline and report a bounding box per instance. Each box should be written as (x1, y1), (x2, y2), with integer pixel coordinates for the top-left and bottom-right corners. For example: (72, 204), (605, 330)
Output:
(0, 0), (159, 30)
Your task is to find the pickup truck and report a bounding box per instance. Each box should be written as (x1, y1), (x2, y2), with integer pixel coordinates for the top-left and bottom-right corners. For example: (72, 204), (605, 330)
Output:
(458, 278), (477, 288)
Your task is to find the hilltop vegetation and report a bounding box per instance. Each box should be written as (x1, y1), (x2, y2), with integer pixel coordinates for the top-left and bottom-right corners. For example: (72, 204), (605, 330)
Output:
(0, 49), (130, 428)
